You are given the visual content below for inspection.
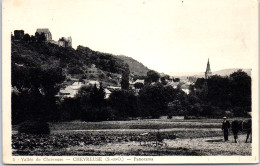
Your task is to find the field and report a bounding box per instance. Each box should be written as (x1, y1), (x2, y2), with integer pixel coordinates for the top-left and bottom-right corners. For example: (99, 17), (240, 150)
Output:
(12, 118), (251, 156)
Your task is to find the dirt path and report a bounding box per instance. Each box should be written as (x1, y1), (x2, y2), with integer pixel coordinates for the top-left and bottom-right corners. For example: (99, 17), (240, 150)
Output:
(66, 134), (251, 156)
(164, 134), (251, 155)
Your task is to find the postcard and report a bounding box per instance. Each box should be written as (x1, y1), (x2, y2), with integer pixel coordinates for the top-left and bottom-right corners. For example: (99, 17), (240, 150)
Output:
(2, 0), (259, 164)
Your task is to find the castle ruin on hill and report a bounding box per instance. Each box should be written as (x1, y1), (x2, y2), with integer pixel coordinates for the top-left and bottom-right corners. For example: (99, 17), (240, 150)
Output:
(36, 28), (52, 41)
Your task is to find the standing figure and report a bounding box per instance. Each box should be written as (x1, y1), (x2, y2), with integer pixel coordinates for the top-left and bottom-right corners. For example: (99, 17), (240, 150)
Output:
(222, 117), (230, 141)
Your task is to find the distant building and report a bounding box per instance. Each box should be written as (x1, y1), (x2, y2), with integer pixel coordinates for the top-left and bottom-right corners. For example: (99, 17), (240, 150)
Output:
(57, 82), (84, 98)
(49, 40), (58, 45)
(107, 86), (121, 91)
(134, 79), (145, 84)
(58, 37), (72, 47)
(205, 58), (212, 79)
(104, 88), (111, 99)
(129, 80), (135, 89)
(168, 82), (179, 89)
(182, 88), (190, 94)
(14, 30), (24, 40)
(83, 80), (100, 88)
(36, 28), (52, 41)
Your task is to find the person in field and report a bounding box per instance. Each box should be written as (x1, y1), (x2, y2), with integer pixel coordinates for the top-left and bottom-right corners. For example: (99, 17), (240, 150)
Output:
(222, 117), (230, 141)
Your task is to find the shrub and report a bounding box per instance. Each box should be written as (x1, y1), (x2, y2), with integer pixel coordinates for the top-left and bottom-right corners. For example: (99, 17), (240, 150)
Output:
(18, 121), (50, 134)
(233, 107), (249, 117)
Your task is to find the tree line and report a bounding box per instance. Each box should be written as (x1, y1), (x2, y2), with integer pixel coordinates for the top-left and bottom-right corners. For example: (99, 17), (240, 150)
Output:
(189, 69), (251, 118)
(12, 66), (251, 125)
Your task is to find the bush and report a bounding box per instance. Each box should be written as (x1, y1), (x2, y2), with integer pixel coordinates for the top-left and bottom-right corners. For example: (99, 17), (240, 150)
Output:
(184, 116), (203, 120)
(80, 107), (112, 122)
(233, 107), (249, 117)
(18, 121), (50, 134)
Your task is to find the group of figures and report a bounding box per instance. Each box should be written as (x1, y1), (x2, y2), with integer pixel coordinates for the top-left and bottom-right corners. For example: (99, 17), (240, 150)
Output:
(222, 117), (252, 143)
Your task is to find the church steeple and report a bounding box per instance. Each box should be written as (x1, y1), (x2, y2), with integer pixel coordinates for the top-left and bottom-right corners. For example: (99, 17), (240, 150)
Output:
(205, 58), (212, 79)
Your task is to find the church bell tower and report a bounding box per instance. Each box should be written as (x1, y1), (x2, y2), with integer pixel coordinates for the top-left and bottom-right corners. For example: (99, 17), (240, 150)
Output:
(205, 58), (212, 79)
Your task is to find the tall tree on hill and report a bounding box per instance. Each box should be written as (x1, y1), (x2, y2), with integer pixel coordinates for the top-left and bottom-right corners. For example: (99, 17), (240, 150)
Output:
(121, 63), (130, 90)
(97, 83), (106, 106)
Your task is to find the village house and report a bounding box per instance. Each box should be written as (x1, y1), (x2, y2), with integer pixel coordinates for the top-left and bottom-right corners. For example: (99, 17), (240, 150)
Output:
(104, 89), (111, 99)
(57, 82), (84, 98)
(57, 80), (104, 99)
(107, 85), (121, 91)
(134, 79), (145, 84)
(129, 80), (135, 90)
(83, 80), (100, 88)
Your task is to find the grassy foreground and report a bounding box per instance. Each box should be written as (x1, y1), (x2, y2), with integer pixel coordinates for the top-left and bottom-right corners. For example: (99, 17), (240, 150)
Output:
(12, 119), (251, 156)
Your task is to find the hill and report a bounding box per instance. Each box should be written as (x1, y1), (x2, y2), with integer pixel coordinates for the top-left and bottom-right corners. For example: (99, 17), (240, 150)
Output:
(213, 68), (251, 76)
(11, 40), (130, 87)
(116, 55), (150, 76)
(169, 68), (251, 78)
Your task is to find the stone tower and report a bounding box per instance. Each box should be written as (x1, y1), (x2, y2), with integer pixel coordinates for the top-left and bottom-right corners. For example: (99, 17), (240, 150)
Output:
(205, 58), (212, 79)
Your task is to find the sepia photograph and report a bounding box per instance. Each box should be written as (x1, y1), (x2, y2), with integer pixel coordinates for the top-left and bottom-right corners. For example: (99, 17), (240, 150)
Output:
(2, 0), (259, 164)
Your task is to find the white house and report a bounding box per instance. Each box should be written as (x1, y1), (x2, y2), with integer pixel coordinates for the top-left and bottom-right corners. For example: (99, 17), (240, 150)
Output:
(57, 82), (84, 98)
(87, 80), (100, 88)
(104, 88), (112, 99)
(134, 79), (145, 84)
(107, 86), (121, 91)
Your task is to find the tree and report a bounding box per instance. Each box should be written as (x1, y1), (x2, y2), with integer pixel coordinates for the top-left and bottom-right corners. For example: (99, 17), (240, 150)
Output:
(108, 90), (131, 119)
(121, 63), (130, 90)
(134, 82), (144, 89)
(144, 70), (160, 85)
(194, 78), (208, 101)
(229, 70), (251, 108)
(128, 92), (139, 118)
(97, 83), (106, 104)
(76, 84), (107, 121)
(30, 35), (36, 42)
(207, 75), (231, 108)
(39, 32), (46, 42)
(58, 98), (81, 121)
(11, 65), (65, 123)
(23, 34), (30, 42)
(190, 103), (203, 116)
(139, 83), (167, 118)
(35, 32), (40, 42)
(173, 78), (180, 82)
(35, 32), (46, 43)
(160, 76), (168, 85)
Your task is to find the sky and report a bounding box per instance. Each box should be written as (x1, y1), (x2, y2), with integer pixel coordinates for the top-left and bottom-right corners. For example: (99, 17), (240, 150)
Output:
(3, 0), (258, 74)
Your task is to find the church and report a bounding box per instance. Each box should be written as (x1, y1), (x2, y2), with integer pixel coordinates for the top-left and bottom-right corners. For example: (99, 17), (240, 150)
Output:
(205, 59), (212, 79)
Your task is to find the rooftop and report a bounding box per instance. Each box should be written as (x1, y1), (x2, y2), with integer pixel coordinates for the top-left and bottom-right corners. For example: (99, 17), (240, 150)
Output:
(36, 28), (51, 34)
